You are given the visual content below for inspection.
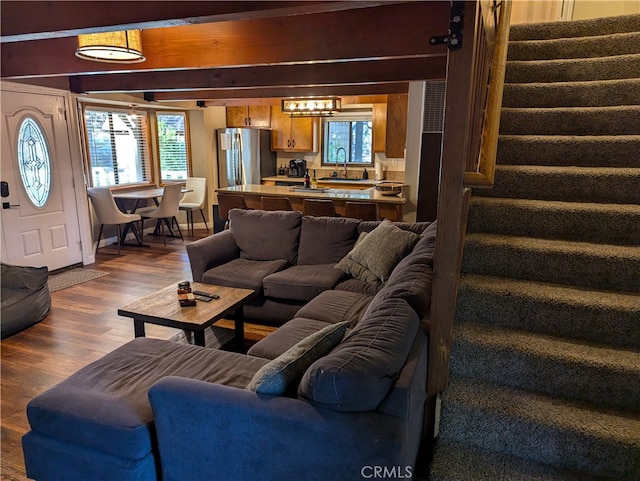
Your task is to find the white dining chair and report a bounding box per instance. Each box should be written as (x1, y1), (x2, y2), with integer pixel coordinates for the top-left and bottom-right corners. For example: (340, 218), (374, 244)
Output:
(179, 177), (208, 236)
(87, 187), (142, 255)
(140, 183), (184, 245)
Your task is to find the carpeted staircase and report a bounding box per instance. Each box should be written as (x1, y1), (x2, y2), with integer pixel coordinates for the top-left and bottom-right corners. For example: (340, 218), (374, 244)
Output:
(429, 13), (640, 481)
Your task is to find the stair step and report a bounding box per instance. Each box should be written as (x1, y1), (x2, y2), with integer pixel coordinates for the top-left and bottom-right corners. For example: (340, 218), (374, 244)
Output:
(509, 14), (640, 41)
(455, 274), (640, 348)
(467, 197), (640, 245)
(497, 134), (640, 167)
(430, 441), (601, 481)
(500, 105), (640, 136)
(433, 12), (640, 481)
(503, 78), (640, 108)
(451, 323), (640, 411)
(461, 233), (640, 293)
(438, 376), (640, 478)
(506, 53), (640, 83)
(476, 165), (640, 204)
(507, 31), (640, 61)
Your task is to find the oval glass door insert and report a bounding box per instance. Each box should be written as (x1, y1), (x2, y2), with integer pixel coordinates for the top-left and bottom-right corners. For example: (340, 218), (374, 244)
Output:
(17, 116), (52, 208)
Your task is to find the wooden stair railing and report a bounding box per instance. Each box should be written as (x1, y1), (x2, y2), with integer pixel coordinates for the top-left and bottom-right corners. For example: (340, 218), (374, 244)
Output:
(426, 0), (511, 432)
(465, 0), (512, 188)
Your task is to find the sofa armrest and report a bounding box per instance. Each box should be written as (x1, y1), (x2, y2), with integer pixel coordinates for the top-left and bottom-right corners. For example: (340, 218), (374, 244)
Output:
(185, 230), (240, 282)
(149, 377), (409, 481)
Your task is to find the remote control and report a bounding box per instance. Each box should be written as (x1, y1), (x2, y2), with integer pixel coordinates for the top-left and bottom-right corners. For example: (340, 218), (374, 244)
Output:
(194, 295), (213, 302)
(193, 290), (220, 299)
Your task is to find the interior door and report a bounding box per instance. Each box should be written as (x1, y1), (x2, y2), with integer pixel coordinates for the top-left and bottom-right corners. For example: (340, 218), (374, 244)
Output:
(0, 88), (83, 271)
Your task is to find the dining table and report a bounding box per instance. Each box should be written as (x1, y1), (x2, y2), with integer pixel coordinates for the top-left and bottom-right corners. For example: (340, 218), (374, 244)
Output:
(111, 186), (191, 246)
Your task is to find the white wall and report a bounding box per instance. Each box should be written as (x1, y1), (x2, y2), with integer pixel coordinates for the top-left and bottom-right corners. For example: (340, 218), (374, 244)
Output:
(403, 81), (426, 223)
(510, 0), (640, 24)
(199, 106), (227, 207)
(572, 0), (640, 19)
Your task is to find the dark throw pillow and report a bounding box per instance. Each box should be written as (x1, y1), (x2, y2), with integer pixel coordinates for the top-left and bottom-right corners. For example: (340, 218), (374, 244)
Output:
(335, 220), (421, 284)
(246, 321), (349, 395)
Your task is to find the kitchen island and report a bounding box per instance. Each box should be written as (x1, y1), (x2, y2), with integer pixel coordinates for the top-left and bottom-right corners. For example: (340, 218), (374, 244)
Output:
(261, 176), (380, 190)
(216, 184), (406, 221)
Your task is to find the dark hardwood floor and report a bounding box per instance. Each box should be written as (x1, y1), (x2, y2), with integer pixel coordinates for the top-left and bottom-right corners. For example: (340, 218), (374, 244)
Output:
(1, 228), (273, 481)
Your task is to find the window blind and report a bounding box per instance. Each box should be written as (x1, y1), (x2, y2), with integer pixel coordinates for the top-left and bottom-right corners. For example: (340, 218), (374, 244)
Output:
(157, 112), (189, 181)
(84, 107), (151, 187)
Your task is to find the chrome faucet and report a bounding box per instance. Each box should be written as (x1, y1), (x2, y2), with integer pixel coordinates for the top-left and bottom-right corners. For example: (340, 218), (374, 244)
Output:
(336, 147), (347, 178)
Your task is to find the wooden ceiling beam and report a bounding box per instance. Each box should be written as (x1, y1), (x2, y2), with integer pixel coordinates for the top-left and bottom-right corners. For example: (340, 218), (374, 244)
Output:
(1, 2), (449, 79)
(149, 83), (410, 102)
(70, 57), (446, 94)
(197, 94), (393, 107)
(1, 1), (398, 42)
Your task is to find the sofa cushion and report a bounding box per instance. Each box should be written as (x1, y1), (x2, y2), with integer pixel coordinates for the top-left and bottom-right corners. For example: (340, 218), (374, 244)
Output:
(397, 221), (437, 268)
(247, 317), (334, 359)
(399, 231), (437, 269)
(358, 221), (433, 235)
(295, 290), (373, 328)
(263, 264), (345, 302)
(334, 232), (381, 286)
(333, 277), (383, 297)
(243, 297), (304, 325)
(246, 321), (349, 395)
(338, 220), (421, 284)
(229, 209), (302, 265)
(298, 298), (419, 412)
(297, 216), (359, 265)
(202, 258), (288, 293)
(374, 262), (434, 319)
(25, 338), (267, 461)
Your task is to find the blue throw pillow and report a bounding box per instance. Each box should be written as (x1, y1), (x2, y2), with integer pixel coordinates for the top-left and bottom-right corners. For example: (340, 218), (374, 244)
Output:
(246, 321), (349, 395)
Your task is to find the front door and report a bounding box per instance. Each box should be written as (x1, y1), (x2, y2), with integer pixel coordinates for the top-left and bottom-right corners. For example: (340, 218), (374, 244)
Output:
(0, 87), (83, 271)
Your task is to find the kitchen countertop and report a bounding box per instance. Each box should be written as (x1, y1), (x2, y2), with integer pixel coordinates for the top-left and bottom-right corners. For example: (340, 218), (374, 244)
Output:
(262, 176), (305, 183)
(216, 184), (406, 204)
(262, 175), (389, 187)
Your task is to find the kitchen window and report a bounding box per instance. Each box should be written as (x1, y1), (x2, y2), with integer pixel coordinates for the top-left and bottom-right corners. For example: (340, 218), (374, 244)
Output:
(156, 112), (190, 181)
(83, 106), (152, 187)
(322, 117), (373, 166)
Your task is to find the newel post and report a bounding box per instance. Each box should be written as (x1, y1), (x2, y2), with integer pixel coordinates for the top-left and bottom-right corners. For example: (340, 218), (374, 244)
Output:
(427, 0), (478, 402)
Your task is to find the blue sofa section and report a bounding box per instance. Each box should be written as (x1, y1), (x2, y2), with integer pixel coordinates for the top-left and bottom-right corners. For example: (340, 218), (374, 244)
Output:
(22, 213), (437, 481)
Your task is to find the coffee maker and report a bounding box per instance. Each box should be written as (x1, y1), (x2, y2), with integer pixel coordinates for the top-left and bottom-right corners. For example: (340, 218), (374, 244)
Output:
(288, 159), (307, 177)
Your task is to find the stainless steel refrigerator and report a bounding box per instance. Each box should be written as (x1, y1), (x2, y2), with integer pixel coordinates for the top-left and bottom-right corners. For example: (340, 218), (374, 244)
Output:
(216, 128), (276, 187)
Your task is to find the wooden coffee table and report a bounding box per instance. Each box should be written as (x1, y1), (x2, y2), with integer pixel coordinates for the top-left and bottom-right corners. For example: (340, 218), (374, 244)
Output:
(117, 282), (256, 349)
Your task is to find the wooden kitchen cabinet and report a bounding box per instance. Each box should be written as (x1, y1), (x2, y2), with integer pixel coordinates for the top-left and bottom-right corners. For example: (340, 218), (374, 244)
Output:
(270, 106), (318, 152)
(372, 95), (408, 158)
(385, 94), (408, 158)
(226, 106), (271, 128)
(372, 103), (387, 153)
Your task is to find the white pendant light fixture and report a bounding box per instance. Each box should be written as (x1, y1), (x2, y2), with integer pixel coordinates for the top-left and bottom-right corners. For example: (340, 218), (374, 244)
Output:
(76, 30), (145, 63)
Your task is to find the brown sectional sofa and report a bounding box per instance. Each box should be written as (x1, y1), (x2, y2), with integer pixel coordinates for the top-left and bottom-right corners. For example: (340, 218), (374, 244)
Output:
(22, 209), (437, 481)
(187, 208), (435, 324)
